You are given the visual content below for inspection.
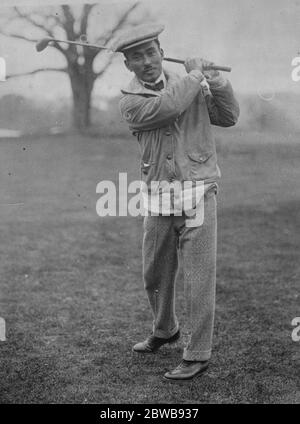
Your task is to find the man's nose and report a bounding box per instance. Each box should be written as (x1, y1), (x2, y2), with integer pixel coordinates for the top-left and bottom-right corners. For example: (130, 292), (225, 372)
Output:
(144, 55), (151, 65)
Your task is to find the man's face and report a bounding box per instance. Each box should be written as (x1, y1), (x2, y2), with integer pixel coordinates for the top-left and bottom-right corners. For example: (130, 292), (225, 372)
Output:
(124, 40), (163, 83)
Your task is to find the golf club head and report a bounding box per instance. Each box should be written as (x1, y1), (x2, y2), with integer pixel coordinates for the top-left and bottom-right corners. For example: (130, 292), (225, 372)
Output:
(36, 37), (53, 52)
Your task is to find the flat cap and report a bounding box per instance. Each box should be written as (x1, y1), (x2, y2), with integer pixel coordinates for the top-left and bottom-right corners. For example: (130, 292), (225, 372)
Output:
(111, 23), (164, 53)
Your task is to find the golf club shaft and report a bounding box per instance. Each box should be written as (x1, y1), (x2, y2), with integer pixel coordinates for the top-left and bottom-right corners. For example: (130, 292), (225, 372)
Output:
(39, 38), (232, 71)
(163, 56), (231, 72)
(48, 38), (109, 50)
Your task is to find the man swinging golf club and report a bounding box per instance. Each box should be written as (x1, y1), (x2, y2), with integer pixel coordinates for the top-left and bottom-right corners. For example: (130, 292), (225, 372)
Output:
(116, 23), (239, 381)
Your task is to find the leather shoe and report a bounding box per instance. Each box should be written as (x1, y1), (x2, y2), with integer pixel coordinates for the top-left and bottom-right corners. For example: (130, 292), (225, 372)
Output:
(132, 330), (180, 353)
(164, 359), (209, 381)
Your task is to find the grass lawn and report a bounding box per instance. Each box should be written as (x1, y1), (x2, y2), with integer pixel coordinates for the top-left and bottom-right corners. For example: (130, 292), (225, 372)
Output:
(0, 128), (299, 404)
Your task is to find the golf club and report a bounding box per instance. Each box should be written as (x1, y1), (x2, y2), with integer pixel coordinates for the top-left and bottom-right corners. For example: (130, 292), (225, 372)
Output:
(35, 37), (232, 72)
(35, 37), (109, 52)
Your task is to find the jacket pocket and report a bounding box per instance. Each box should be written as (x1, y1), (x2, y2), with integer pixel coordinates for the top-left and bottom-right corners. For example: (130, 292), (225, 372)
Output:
(187, 151), (213, 164)
(187, 150), (216, 181)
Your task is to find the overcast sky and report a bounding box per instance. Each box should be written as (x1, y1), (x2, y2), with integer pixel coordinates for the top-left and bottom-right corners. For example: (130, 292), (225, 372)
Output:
(1, 0), (300, 104)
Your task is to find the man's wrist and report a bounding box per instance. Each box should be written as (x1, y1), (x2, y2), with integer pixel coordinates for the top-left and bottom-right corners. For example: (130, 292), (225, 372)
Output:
(205, 73), (227, 89)
(189, 69), (205, 83)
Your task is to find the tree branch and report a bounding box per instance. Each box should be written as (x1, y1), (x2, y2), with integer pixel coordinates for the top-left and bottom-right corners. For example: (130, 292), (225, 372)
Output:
(95, 2), (139, 46)
(0, 29), (66, 58)
(0, 30), (37, 43)
(14, 7), (54, 37)
(61, 5), (75, 40)
(6, 67), (68, 79)
(1, 9), (66, 56)
(79, 4), (96, 37)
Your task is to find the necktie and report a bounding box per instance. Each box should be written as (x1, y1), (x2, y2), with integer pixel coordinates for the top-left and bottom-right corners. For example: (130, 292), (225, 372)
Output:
(144, 80), (164, 91)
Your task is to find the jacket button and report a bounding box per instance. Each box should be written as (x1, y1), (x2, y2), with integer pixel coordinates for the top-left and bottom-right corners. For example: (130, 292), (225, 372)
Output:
(167, 154), (172, 160)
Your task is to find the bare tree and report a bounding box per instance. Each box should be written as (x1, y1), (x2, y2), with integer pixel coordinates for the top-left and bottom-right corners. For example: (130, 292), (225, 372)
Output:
(0, 3), (140, 130)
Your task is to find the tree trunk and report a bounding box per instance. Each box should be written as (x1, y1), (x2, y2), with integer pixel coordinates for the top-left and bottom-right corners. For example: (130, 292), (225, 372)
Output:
(69, 64), (95, 130)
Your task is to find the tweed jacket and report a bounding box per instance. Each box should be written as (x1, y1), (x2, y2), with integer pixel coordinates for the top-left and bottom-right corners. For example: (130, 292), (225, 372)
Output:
(119, 69), (239, 212)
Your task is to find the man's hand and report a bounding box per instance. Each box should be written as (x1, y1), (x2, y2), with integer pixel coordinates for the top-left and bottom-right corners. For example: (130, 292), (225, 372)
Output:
(184, 57), (219, 79)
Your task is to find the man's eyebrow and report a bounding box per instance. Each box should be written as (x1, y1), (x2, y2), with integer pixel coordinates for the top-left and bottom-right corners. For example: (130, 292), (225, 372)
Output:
(128, 46), (156, 58)
(131, 51), (142, 57)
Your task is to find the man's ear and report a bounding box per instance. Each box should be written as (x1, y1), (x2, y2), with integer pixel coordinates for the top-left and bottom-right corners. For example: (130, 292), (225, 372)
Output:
(124, 59), (132, 72)
(160, 48), (164, 59)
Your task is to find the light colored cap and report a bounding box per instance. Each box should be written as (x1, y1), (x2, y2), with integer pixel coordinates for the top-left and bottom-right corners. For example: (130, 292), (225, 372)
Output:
(111, 23), (165, 53)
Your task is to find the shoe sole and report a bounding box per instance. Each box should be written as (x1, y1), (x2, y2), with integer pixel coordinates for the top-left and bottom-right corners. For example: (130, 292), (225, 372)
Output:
(162, 363), (209, 383)
(132, 335), (180, 354)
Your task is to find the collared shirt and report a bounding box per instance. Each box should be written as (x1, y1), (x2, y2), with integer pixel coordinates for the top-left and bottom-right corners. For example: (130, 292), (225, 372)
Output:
(140, 70), (211, 97)
(139, 71), (167, 92)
